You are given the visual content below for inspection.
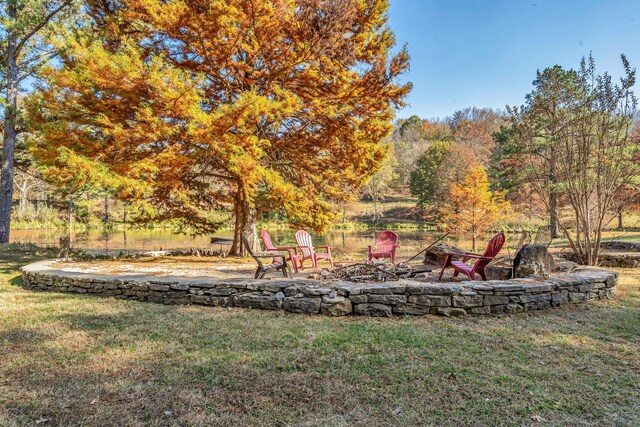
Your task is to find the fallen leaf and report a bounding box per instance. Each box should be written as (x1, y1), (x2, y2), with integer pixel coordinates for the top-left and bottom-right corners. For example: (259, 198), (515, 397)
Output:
(531, 414), (546, 422)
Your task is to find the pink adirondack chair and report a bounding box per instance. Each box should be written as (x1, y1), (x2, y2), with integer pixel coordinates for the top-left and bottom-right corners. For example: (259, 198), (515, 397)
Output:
(368, 230), (399, 264)
(294, 230), (333, 269)
(438, 233), (505, 281)
(260, 229), (300, 273)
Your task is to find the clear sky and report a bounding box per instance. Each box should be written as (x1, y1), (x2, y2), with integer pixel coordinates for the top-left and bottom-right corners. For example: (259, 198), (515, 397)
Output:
(387, 0), (640, 120)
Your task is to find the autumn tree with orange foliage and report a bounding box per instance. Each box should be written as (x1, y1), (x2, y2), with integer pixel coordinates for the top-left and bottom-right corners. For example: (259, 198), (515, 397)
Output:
(27, 0), (411, 254)
(450, 107), (503, 166)
(439, 166), (511, 252)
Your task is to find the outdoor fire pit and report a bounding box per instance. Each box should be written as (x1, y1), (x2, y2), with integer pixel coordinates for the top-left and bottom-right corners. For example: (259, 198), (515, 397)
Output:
(310, 262), (433, 283)
(21, 256), (617, 318)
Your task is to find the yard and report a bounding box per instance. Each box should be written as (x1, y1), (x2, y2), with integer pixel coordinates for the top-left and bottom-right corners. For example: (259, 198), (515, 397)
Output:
(1, 250), (639, 426)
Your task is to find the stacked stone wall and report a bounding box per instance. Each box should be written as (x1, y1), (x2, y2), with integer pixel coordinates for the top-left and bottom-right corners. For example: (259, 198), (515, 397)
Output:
(21, 261), (617, 317)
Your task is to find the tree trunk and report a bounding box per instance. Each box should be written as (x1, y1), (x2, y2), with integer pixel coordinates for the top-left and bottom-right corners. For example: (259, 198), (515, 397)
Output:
(68, 195), (74, 246)
(0, 4), (18, 243)
(549, 162), (560, 239)
(229, 192), (257, 256)
(549, 189), (560, 239)
(68, 195), (74, 224)
(103, 194), (109, 224)
(19, 179), (28, 214)
(617, 208), (623, 230)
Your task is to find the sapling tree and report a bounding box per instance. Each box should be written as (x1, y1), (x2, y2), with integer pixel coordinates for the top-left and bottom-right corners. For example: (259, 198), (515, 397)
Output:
(439, 165), (511, 252)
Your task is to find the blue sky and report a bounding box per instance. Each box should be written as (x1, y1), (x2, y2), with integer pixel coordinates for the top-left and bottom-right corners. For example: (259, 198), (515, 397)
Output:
(388, 0), (640, 120)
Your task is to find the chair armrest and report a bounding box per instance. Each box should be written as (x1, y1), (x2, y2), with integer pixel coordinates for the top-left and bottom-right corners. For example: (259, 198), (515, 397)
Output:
(254, 253), (286, 260)
(275, 246), (298, 256)
(459, 253), (485, 259)
(464, 251), (484, 256)
(447, 251), (483, 258)
(446, 251), (470, 258)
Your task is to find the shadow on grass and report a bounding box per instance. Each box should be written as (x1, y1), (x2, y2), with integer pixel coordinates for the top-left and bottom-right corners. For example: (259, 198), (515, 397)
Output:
(0, 253), (43, 275)
(7, 275), (81, 305)
(0, 326), (52, 346)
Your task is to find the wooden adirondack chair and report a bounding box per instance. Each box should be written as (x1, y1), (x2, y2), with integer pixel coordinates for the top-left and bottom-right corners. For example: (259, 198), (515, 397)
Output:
(242, 236), (292, 279)
(294, 230), (333, 269)
(260, 229), (300, 273)
(438, 233), (505, 281)
(368, 230), (399, 264)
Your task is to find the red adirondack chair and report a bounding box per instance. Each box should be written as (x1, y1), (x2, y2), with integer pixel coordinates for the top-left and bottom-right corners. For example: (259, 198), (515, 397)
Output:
(438, 233), (505, 281)
(260, 229), (300, 273)
(294, 230), (333, 269)
(368, 230), (399, 264)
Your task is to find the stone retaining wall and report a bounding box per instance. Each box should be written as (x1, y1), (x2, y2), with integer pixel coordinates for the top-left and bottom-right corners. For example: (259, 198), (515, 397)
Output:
(597, 241), (640, 268)
(597, 254), (640, 268)
(20, 260), (618, 317)
(556, 240), (640, 268)
(600, 241), (640, 252)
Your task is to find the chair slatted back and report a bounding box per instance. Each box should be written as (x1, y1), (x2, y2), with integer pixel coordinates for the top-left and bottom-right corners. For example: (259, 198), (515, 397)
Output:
(242, 235), (261, 265)
(260, 229), (276, 251)
(375, 230), (398, 253)
(474, 232), (505, 271)
(295, 230), (314, 258)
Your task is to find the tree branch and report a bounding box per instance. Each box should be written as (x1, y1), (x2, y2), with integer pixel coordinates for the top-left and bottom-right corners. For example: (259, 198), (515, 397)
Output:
(15, 0), (73, 56)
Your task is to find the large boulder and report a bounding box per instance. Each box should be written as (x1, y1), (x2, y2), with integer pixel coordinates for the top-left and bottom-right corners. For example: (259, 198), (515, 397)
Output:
(513, 244), (554, 278)
(485, 257), (513, 280)
(423, 243), (466, 267)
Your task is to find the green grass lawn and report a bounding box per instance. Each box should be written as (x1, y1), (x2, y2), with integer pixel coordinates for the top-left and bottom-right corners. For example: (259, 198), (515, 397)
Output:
(1, 252), (639, 426)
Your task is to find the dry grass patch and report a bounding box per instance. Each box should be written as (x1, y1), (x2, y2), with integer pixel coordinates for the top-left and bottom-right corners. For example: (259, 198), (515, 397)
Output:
(1, 251), (639, 426)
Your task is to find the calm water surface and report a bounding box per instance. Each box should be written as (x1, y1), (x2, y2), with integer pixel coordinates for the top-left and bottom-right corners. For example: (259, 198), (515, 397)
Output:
(10, 228), (529, 260)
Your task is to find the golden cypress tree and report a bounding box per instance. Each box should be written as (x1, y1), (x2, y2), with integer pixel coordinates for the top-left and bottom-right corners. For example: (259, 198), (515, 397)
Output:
(28, 0), (411, 253)
(439, 166), (511, 252)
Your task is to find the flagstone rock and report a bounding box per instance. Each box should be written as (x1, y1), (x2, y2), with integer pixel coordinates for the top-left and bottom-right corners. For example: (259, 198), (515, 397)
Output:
(354, 303), (392, 317)
(283, 297), (321, 314)
(320, 296), (352, 317)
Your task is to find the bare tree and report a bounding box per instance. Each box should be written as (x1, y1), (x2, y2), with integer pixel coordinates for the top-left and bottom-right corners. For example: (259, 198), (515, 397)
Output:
(13, 168), (36, 213)
(508, 55), (638, 265)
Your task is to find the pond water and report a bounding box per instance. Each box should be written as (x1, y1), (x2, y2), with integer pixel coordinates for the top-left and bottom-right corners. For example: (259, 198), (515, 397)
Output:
(9, 228), (529, 260)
